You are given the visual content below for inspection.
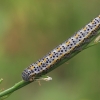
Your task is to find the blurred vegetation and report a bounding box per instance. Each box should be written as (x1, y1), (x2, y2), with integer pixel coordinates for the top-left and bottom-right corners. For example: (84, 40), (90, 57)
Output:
(0, 0), (100, 100)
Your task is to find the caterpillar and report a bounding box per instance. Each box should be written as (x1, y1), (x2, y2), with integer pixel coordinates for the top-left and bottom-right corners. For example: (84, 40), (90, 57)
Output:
(22, 15), (100, 81)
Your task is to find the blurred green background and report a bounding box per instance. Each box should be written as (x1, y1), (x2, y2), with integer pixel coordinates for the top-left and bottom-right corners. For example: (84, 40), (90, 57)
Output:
(0, 0), (100, 100)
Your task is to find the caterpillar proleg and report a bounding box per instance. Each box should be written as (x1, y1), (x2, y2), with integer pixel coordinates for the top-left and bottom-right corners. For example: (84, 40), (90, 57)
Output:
(22, 15), (100, 81)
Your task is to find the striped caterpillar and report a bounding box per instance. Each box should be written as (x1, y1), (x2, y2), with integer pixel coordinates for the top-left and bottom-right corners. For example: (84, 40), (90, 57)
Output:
(22, 15), (100, 81)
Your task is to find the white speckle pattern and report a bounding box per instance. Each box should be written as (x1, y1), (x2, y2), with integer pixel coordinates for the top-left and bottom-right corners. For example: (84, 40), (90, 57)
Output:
(22, 15), (100, 81)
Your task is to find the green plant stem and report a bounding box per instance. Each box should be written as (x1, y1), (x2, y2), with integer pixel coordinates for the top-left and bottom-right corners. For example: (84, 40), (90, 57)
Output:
(0, 79), (3, 84)
(84, 42), (99, 50)
(0, 80), (33, 98)
(0, 36), (100, 99)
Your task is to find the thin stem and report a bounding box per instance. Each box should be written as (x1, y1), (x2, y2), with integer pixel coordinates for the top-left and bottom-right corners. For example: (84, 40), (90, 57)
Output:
(0, 34), (100, 99)
(84, 42), (98, 49)
(0, 80), (33, 98)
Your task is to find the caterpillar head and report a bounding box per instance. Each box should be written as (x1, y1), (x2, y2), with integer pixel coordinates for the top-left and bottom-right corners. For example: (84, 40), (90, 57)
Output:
(22, 69), (35, 81)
